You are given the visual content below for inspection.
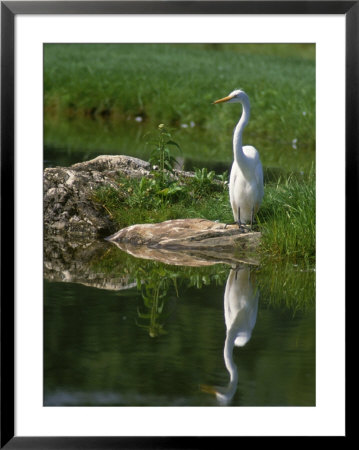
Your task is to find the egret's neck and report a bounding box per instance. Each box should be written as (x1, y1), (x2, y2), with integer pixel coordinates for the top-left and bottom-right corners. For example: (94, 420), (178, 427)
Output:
(224, 330), (238, 383)
(233, 97), (251, 172)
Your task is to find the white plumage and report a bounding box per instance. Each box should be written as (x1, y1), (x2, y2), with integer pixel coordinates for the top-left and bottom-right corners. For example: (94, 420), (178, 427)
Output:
(214, 89), (264, 227)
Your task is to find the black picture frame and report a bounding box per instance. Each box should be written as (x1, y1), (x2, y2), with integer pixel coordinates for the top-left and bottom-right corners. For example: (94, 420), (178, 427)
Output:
(1, 1), (353, 447)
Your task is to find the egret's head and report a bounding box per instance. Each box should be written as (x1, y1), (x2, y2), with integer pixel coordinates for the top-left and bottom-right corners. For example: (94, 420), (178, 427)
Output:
(213, 89), (248, 105)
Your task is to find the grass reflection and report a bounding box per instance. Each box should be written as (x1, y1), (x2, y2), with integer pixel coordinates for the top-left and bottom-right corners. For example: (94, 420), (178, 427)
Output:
(135, 266), (179, 338)
(91, 246), (315, 332)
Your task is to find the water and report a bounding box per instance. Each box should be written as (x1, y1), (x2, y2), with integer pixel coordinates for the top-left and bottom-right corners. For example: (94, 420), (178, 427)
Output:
(44, 246), (315, 407)
(43, 118), (315, 407)
(44, 116), (315, 175)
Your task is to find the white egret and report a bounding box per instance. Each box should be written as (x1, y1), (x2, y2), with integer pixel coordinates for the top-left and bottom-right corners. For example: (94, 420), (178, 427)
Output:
(201, 267), (259, 405)
(214, 89), (264, 228)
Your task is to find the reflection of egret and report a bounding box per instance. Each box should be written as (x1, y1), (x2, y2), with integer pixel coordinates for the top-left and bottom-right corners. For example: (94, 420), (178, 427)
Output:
(202, 266), (259, 405)
(214, 90), (264, 228)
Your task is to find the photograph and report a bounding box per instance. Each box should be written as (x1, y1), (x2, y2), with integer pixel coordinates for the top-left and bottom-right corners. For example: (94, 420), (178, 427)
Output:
(2, 0), (351, 445)
(43, 42), (316, 407)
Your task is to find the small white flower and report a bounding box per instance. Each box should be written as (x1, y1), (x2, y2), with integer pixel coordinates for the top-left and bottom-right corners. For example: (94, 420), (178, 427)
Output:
(135, 116), (143, 122)
(181, 123), (189, 128)
(190, 121), (195, 128)
(302, 111), (307, 116)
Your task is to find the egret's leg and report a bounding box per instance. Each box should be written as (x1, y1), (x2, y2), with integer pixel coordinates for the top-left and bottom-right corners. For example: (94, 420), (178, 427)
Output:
(237, 206), (241, 228)
(224, 205), (237, 229)
(237, 206), (246, 232)
(234, 264), (244, 280)
(250, 208), (254, 231)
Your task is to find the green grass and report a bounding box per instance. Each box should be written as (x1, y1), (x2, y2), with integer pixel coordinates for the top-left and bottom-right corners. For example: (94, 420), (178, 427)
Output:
(44, 43), (315, 173)
(93, 172), (233, 229)
(44, 44), (315, 125)
(258, 168), (315, 266)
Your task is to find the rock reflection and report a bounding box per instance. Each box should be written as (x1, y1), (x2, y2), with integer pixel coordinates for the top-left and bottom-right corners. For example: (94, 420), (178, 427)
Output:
(44, 235), (136, 291)
(202, 266), (259, 405)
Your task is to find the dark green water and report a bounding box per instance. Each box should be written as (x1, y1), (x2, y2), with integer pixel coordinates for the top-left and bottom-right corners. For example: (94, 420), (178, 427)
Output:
(44, 259), (315, 407)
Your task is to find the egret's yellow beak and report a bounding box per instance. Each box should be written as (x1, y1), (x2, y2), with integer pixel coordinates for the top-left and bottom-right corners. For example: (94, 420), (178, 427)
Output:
(200, 384), (218, 395)
(213, 95), (233, 104)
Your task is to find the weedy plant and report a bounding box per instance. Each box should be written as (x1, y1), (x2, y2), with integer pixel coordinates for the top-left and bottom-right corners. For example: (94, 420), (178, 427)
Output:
(217, 170), (229, 189)
(147, 123), (182, 186)
(93, 126), (232, 226)
(192, 168), (215, 193)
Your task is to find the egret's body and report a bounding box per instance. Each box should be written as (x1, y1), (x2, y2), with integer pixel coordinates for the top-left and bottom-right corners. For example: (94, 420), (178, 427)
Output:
(223, 267), (259, 349)
(214, 90), (264, 227)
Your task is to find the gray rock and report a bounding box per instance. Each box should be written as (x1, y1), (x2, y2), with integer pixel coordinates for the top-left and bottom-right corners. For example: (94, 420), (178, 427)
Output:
(44, 155), (151, 237)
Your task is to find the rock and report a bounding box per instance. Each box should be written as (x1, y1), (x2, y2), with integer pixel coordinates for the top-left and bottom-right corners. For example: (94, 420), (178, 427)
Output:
(70, 154), (150, 176)
(106, 218), (260, 266)
(44, 155), (151, 237)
